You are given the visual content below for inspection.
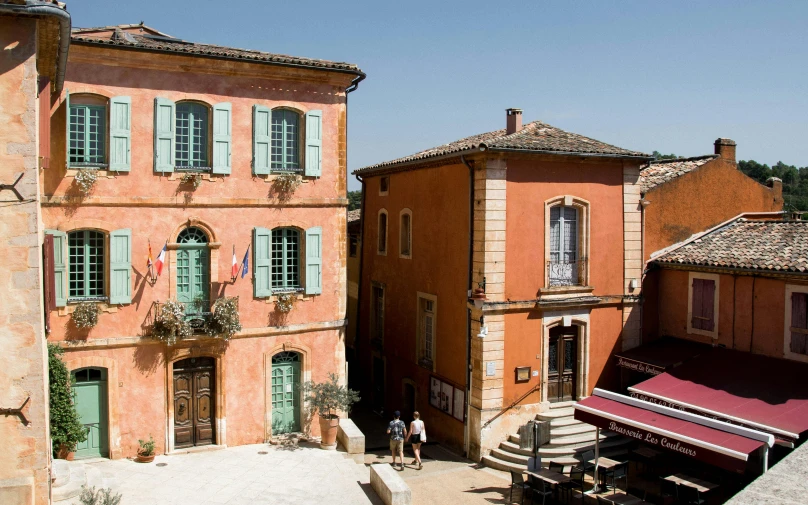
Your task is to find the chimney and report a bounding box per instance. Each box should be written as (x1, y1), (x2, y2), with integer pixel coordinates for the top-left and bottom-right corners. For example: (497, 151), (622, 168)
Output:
(506, 108), (523, 134)
(714, 138), (736, 162)
(767, 177), (783, 203)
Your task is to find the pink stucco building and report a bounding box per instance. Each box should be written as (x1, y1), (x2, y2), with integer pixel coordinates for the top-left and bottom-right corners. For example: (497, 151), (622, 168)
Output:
(43, 23), (363, 459)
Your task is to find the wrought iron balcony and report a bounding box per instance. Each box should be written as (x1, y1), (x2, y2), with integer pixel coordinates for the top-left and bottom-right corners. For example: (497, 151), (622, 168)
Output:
(547, 258), (587, 287)
(147, 300), (212, 336)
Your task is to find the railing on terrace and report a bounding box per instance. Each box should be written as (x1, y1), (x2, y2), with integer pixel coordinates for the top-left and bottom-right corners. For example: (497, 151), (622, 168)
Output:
(147, 300), (212, 335)
(547, 258), (587, 287)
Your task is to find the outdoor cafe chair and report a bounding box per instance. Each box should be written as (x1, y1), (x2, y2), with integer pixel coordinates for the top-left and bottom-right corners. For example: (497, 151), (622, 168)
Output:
(602, 462), (628, 494)
(659, 477), (678, 505)
(596, 496), (614, 505)
(510, 470), (530, 504)
(578, 450), (596, 475)
(549, 461), (565, 474)
(678, 484), (706, 505)
(529, 476), (555, 505)
(560, 466), (585, 503)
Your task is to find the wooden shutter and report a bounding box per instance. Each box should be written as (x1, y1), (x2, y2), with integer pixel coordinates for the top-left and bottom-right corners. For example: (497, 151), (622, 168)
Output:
(691, 278), (704, 330)
(305, 227), (322, 295)
(43, 234), (56, 313)
(212, 102), (232, 174)
(702, 279), (715, 331)
(253, 227), (271, 297)
(154, 97), (175, 173)
(791, 293), (808, 354)
(109, 228), (132, 304)
(109, 96), (131, 172)
(253, 105), (271, 175)
(64, 89), (70, 167)
(304, 110), (322, 177)
(45, 230), (67, 307)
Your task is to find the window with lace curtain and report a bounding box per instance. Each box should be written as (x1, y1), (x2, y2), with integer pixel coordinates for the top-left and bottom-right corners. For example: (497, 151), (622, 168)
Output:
(549, 206), (581, 286)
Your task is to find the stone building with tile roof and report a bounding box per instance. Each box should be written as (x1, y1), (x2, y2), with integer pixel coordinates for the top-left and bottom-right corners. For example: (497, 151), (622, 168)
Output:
(41, 21), (364, 461)
(352, 108), (652, 466)
(639, 138), (782, 262)
(644, 213), (808, 369)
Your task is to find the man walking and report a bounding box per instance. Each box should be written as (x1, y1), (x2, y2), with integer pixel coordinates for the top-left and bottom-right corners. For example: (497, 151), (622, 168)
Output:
(387, 410), (407, 470)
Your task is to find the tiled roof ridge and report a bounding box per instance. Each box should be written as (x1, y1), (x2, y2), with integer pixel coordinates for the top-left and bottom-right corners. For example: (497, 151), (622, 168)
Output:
(71, 28), (363, 74)
(354, 119), (648, 174)
(72, 23), (173, 37)
(645, 154), (718, 167)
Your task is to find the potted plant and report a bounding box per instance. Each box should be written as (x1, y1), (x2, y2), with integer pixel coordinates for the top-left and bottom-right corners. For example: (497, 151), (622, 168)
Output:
(206, 296), (241, 340)
(303, 373), (360, 449)
(48, 344), (88, 459)
(270, 173), (302, 201)
(71, 301), (99, 329)
(275, 292), (296, 313)
(150, 300), (192, 345)
(135, 435), (155, 463)
(74, 167), (97, 196)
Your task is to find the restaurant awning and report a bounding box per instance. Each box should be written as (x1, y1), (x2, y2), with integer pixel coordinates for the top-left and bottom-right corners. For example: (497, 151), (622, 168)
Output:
(629, 348), (808, 444)
(575, 389), (772, 474)
(614, 337), (711, 376)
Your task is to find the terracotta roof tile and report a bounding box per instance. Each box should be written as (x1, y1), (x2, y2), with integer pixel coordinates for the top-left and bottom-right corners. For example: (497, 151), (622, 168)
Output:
(639, 155), (717, 193)
(353, 120), (649, 174)
(70, 26), (363, 76)
(653, 219), (808, 274)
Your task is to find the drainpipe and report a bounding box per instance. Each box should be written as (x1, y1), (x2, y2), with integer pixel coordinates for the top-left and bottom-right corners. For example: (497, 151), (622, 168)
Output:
(0, 1), (72, 93)
(461, 154), (474, 458)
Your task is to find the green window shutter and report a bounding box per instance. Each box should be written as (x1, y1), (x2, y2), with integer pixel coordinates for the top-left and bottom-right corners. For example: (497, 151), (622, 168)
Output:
(154, 97), (175, 173)
(46, 230), (67, 307)
(253, 227), (272, 297)
(64, 90), (70, 168)
(109, 96), (131, 172)
(304, 110), (322, 177)
(109, 229), (132, 304)
(305, 226), (322, 295)
(253, 105), (271, 175)
(212, 102), (232, 175)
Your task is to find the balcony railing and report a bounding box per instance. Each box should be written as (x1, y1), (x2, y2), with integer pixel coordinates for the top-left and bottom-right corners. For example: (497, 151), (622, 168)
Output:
(547, 258), (587, 287)
(147, 300), (212, 335)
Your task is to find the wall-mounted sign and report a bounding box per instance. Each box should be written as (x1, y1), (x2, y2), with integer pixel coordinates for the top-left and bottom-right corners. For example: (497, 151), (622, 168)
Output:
(616, 356), (665, 376)
(515, 366), (531, 383)
(429, 375), (465, 422)
(486, 361), (496, 377)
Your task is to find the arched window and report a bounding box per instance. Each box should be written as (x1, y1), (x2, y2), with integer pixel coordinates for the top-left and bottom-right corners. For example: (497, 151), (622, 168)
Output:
(177, 226), (209, 244)
(69, 95), (107, 166)
(549, 205), (578, 286)
(176, 102), (210, 169)
(68, 230), (105, 299)
(399, 210), (412, 258)
(271, 227), (300, 289)
(176, 227), (210, 312)
(271, 109), (300, 171)
(378, 210), (388, 255)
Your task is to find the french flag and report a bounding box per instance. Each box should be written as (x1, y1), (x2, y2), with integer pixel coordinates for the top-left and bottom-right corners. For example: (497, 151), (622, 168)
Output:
(154, 243), (167, 276)
(231, 246), (239, 279)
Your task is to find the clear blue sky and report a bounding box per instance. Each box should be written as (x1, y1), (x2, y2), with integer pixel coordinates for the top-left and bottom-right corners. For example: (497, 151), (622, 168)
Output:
(70, 0), (808, 190)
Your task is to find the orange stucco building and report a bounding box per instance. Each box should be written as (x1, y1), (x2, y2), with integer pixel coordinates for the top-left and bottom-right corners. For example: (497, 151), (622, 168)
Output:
(41, 24), (364, 459)
(353, 109), (651, 461)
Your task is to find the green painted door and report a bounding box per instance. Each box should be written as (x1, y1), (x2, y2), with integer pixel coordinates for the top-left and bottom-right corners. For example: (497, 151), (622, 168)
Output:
(72, 368), (109, 459)
(271, 352), (300, 434)
(176, 227), (210, 315)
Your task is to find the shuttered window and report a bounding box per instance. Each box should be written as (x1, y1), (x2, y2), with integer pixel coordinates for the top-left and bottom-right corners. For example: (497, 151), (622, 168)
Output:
(271, 109), (300, 172)
(378, 211), (388, 254)
(400, 211), (411, 257)
(69, 105), (106, 166)
(68, 230), (105, 299)
(549, 206), (579, 286)
(691, 278), (716, 332)
(175, 102), (209, 169)
(418, 296), (436, 367)
(271, 228), (300, 290)
(790, 292), (808, 355)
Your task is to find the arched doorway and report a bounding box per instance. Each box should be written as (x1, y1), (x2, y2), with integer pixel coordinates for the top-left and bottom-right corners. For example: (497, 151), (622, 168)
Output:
(176, 227), (210, 318)
(173, 356), (215, 448)
(548, 325), (578, 403)
(71, 367), (109, 458)
(271, 352), (301, 434)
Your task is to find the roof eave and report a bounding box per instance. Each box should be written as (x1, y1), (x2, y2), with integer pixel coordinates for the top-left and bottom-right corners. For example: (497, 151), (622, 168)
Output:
(70, 39), (365, 80)
(484, 146), (653, 160)
(651, 261), (808, 279)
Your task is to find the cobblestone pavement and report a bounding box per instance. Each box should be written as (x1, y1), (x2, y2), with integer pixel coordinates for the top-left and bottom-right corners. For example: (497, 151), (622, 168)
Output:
(84, 442), (379, 505)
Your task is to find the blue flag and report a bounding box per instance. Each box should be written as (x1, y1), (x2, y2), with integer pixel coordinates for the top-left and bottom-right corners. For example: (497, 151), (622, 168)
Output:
(241, 245), (250, 279)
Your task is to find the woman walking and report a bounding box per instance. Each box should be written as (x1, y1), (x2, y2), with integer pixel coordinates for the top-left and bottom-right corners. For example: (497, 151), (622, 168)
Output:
(406, 411), (426, 469)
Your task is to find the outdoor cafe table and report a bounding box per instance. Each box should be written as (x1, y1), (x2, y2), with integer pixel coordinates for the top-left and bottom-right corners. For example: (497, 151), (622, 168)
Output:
(663, 473), (719, 493)
(586, 457), (622, 492)
(606, 492), (652, 505)
(526, 469), (571, 486)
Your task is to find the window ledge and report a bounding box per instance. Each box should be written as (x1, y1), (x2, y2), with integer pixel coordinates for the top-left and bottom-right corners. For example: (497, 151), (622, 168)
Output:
(174, 166), (213, 173)
(66, 168), (117, 179)
(263, 289), (316, 304)
(418, 358), (434, 371)
(538, 285), (594, 299)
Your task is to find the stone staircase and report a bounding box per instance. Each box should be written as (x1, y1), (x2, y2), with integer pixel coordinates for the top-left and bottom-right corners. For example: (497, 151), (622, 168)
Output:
(482, 401), (631, 473)
(52, 459), (118, 504)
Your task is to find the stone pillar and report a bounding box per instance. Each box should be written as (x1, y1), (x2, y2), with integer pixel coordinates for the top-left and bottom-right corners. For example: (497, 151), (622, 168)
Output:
(468, 158), (507, 461)
(622, 163), (643, 351)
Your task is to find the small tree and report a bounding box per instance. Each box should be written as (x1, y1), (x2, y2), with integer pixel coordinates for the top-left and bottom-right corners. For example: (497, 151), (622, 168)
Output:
(49, 344), (87, 455)
(303, 373), (360, 420)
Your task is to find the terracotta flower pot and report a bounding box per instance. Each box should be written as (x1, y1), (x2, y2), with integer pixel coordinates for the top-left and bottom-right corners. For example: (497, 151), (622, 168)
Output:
(318, 415), (340, 449)
(57, 443), (75, 461)
(135, 452), (155, 463)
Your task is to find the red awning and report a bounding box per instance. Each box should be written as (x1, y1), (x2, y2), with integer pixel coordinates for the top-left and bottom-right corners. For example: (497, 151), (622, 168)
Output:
(575, 390), (768, 473)
(629, 348), (808, 443)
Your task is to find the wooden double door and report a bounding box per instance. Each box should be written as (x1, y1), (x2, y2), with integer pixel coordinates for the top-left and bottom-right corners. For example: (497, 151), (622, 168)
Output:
(548, 326), (578, 403)
(173, 357), (215, 448)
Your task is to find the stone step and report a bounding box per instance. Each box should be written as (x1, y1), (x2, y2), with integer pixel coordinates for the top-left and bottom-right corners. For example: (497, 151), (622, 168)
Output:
(545, 431), (603, 447)
(52, 460), (70, 488)
(551, 423), (598, 437)
(550, 416), (580, 427)
(490, 447), (532, 465)
(538, 438), (631, 459)
(52, 463), (86, 502)
(536, 407), (574, 420)
(481, 453), (528, 474)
